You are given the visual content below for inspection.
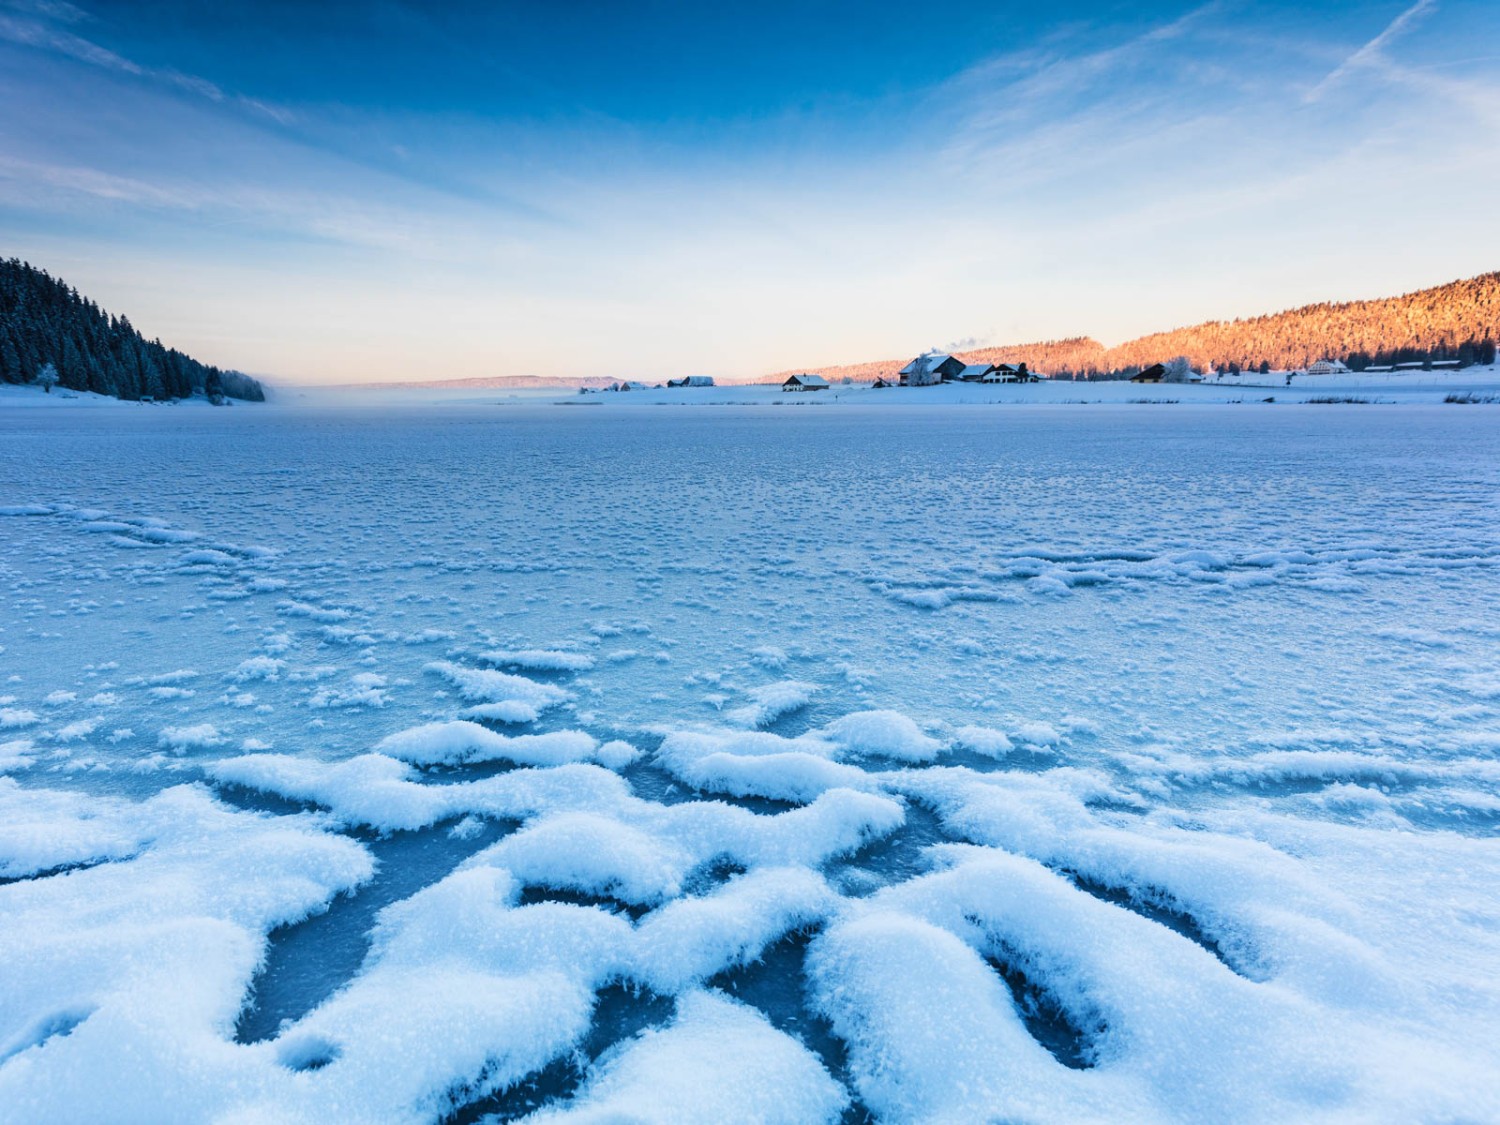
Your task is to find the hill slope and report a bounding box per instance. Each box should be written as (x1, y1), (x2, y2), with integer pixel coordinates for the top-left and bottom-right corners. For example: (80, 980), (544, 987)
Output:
(774, 272), (1500, 382)
(0, 259), (264, 402)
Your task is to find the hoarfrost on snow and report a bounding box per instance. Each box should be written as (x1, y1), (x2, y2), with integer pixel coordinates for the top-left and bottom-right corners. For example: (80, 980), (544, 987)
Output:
(4, 400), (1500, 1122)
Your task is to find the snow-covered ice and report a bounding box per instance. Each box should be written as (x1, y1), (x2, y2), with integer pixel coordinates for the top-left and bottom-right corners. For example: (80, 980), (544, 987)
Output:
(2, 398), (1500, 1122)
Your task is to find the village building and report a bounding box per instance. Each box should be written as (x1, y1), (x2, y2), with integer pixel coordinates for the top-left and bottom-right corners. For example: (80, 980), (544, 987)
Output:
(898, 353), (965, 386)
(958, 363), (997, 382)
(871, 377), (894, 388)
(667, 376), (716, 388)
(1131, 363), (1167, 383)
(782, 373), (830, 392)
(1307, 359), (1350, 375)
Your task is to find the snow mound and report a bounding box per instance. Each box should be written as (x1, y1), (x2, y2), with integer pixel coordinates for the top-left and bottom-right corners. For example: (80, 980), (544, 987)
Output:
(465, 789), (903, 906)
(1, 709), (40, 731)
(524, 991), (847, 1124)
(479, 649), (596, 673)
(0, 780), (151, 877)
(655, 728), (873, 803)
(426, 661), (570, 717)
(375, 721), (605, 769)
(952, 725), (1015, 757)
(207, 753), (632, 831)
(631, 867), (837, 993)
(0, 740), (35, 773)
(0, 786), (372, 1121)
(726, 680), (818, 728)
(458, 701), (546, 724)
(157, 723), (224, 752)
(823, 710), (944, 762)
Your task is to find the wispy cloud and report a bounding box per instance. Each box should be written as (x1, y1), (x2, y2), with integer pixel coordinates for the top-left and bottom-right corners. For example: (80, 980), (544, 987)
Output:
(0, 11), (139, 72)
(935, 4), (1231, 183)
(1305, 0), (1437, 102)
(0, 5), (295, 122)
(1, 0), (87, 23)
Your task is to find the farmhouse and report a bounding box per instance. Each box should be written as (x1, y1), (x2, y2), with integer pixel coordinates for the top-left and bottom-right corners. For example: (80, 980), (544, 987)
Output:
(1131, 363), (1167, 383)
(899, 353), (965, 386)
(871, 377), (895, 388)
(1307, 359), (1350, 375)
(783, 373), (830, 392)
(667, 376), (716, 388)
(958, 363), (996, 382)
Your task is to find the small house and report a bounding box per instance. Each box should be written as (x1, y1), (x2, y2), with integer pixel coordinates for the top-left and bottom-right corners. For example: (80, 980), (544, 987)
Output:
(958, 363), (996, 382)
(871, 377), (894, 389)
(783, 373), (830, 392)
(1131, 364), (1167, 383)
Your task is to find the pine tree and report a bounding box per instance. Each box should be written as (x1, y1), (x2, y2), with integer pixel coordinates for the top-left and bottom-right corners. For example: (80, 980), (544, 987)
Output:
(0, 258), (265, 401)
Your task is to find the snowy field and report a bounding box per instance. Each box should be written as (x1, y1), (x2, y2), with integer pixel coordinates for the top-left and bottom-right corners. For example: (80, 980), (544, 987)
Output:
(2, 398), (1500, 1123)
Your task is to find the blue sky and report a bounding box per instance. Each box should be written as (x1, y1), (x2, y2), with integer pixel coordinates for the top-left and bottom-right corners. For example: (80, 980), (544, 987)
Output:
(2, 0), (1497, 383)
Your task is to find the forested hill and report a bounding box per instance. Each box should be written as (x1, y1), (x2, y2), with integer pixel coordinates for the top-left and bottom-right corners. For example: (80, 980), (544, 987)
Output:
(772, 271), (1500, 382)
(0, 259), (265, 402)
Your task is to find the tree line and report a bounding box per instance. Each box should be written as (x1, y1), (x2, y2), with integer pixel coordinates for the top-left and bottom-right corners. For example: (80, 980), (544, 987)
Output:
(0, 258), (265, 402)
(774, 271), (1500, 383)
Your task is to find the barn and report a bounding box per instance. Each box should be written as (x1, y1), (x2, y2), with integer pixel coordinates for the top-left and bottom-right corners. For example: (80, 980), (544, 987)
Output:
(1131, 364), (1167, 383)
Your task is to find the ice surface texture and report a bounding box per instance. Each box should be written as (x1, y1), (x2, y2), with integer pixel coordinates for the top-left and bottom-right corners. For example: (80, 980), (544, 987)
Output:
(2, 403), (1500, 1122)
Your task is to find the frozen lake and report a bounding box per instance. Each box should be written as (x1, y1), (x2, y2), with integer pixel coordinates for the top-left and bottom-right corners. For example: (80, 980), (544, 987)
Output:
(3, 401), (1499, 1122)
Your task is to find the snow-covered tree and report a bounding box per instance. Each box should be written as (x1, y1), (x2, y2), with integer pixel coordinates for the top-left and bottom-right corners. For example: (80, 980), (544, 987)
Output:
(35, 361), (58, 393)
(1164, 356), (1192, 383)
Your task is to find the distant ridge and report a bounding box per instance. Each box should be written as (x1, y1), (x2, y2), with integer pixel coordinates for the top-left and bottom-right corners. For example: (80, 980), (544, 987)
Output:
(0, 259), (265, 401)
(330, 374), (620, 391)
(772, 271), (1500, 382)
